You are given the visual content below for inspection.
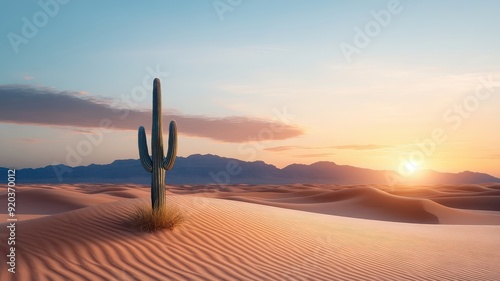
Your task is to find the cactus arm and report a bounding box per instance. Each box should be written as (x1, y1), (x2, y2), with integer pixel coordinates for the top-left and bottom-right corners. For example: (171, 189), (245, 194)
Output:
(162, 120), (177, 171)
(138, 126), (153, 173)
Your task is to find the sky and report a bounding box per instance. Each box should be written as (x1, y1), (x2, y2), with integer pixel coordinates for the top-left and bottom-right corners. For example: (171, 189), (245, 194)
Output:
(1, 0), (499, 178)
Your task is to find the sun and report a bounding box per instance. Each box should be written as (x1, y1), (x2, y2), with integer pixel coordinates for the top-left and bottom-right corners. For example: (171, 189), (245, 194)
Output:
(405, 161), (419, 174)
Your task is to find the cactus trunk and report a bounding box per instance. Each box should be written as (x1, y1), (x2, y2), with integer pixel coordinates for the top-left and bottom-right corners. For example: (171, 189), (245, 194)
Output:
(138, 78), (177, 211)
(151, 168), (166, 209)
(151, 79), (165, 210)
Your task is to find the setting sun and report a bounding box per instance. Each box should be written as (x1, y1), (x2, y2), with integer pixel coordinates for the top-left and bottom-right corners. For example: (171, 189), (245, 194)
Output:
(404, 161), (419, 174)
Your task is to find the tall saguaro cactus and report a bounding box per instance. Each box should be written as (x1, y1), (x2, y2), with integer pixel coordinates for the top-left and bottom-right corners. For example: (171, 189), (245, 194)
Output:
(138, 78), (177, 211)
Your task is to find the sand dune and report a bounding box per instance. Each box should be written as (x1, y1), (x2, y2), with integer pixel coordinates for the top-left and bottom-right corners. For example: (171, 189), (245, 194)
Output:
(1, 184), (499, 280)
(173, 184), (500, 225)
(220, 187), (441, 224)
(0, 189), (111, 215)
(432, 196), (500, 211)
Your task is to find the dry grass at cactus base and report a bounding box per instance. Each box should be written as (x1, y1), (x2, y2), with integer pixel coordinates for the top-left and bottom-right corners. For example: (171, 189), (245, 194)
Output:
(129, 203), (186, 232)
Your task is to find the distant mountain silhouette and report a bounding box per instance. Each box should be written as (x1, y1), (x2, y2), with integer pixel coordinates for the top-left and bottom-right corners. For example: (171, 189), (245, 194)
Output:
(1, 154), (499, 185)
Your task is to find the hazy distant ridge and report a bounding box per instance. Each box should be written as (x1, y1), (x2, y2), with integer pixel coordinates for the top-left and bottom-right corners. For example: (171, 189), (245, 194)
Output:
(1, 154), (499, 185)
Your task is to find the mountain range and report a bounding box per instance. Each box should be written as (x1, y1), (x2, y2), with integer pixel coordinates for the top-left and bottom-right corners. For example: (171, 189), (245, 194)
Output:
(1, 154), (499, 185)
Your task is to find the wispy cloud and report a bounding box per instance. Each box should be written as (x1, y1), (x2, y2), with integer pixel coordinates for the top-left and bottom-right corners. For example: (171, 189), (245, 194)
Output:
(265, 144), (389, 152)
(333, 144), (390, 150)
(473, 154), (500, 160)
(0, 84), (303, 143)
(19, 138), (42, 143)
(70, 128), (96, 134)
(265, 146), (302, 152)
(294, 153), (335, 158)
(23, 76), (35, 81)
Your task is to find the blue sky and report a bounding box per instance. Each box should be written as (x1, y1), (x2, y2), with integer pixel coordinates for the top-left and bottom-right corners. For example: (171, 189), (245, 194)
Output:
(1, 0), (499, 177)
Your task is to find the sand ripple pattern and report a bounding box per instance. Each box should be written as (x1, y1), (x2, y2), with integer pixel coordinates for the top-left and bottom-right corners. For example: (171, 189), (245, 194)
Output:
(0, 193), (498, 280)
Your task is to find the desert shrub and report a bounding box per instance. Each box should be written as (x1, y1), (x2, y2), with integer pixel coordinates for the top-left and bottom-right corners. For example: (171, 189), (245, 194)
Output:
(129, 203), (185, 232)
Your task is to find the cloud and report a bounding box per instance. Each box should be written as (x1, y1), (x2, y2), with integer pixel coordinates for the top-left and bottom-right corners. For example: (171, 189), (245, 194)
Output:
(19, 138), (42, 143)
(333, 144), (390, 150)
(23, 76), (34, 81)
(70, 128), (96, 134)
(294, 153), (335, 158)
(265, 144), (389, 152)
(0, 84), (303, 143)
(265, 146), (301, 152)
(474, 154), (500, 160)
(264, 145), (336, 152)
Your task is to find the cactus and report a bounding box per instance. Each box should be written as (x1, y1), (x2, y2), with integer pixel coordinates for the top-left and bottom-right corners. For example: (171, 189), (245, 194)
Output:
(138, 78), (177, 211)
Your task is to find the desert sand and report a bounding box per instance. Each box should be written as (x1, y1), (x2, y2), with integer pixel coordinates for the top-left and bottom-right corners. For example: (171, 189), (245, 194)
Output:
(1, 183), (500, 280)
